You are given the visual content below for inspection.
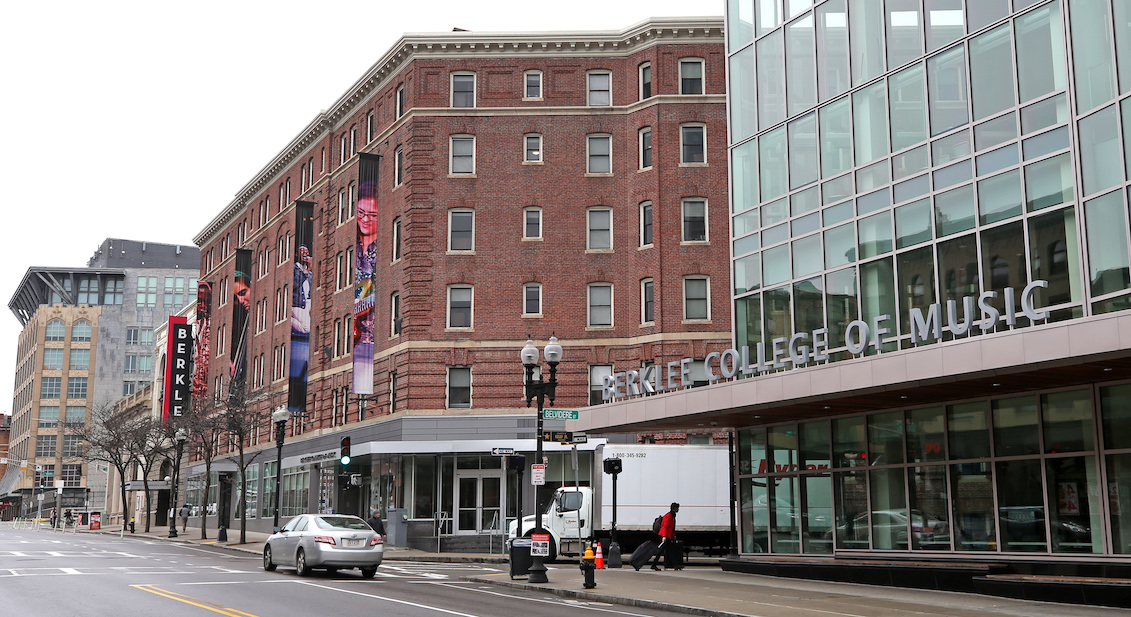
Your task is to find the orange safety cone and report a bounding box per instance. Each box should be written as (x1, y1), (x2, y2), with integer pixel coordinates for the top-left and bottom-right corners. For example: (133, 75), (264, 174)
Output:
(595, 543), (605, 569)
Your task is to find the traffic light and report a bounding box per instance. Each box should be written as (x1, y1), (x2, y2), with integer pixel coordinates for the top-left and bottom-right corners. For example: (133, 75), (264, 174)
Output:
(340, 436), (351, 465)
(603, 458), (622, 475)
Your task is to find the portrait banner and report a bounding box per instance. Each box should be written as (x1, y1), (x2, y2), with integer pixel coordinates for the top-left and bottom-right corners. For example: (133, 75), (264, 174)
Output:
(353, 153), (380, 394)
(288, 201), (315, 413)
(192, 280), (212, 399)
(229, 248), (253, 398)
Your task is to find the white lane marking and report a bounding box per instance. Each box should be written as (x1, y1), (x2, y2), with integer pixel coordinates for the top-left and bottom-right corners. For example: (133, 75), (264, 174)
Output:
(428, 582), (725, 617)
(59, 568), (82, 574)
(295, 581), (483, 617)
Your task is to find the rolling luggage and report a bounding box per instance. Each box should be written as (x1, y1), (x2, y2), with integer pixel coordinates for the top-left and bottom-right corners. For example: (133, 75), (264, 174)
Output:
(665, 539), (685, 570)
(629, 540), (660, 571)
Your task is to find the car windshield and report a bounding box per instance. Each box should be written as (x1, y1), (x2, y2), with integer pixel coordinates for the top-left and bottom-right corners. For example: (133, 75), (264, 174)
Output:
(315, 516), (371, 530)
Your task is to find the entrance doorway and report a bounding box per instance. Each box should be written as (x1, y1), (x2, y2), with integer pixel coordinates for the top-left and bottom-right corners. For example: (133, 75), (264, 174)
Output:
(453, 470), (502, 535)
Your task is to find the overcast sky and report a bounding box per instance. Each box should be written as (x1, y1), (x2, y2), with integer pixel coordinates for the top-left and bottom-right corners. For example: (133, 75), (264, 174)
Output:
(0, 1), (718, 416)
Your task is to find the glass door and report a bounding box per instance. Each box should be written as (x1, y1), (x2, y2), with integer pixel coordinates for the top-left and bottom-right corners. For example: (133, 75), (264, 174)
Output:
(454, 471), (503, 535)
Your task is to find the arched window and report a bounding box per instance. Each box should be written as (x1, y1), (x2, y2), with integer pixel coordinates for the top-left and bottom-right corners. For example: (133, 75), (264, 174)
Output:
(45, 320), (66, 342)
(72, 320), (92, 342)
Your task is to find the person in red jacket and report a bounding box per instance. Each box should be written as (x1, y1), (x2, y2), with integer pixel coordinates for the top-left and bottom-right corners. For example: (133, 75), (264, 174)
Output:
(650, 502), (679, 571)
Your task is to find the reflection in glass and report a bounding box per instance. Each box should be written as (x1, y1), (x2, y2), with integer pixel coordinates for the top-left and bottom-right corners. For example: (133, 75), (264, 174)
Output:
(854, 82), (889, 165)
(787, 14), (817, 117)
(925, 0), (965, 52)
(885, 0), (922, 70)
(794, 277), (825, 335)
(1083, 191), (1131, 297)
(993, 396), (1040, 457)
(731, 139), (757, 213)
(824, 223), (856, 269)
(1042, 389), (1093, 453)
(850, 0), (885, 85)
(757, 30), (785, 128)
(893, 145), (929, 180)
(974, 113), (1016, 151)
(760, 127), (787, 200)
(1015, 0), (1066, 104)
(740, 477), (768, 552)
(978, 170), (1022, 225)
(859, 213), (893, 259)
(729, 47), (757, 142)
(771, 474), (801, 552)
(1079, 105), (1122, 196)
(793, 236), (823, 278)
(800, 420), (831, 468)
(1024, 153), (1073, 211)
(803, 474), (834, 553)
(870, 467), (910, 549)
(969, 24), (1015, 120)
(937, 233), (979, 303)
(1022, 127), (1069, 160)
(735, 293), (763, 351)
(1068, 0), (1116, 113)
(932, 129), (971, 163)
(789, 113), (818, 189)
(1028, 207), (1082, 307)
(997, 458), (1047, 552)
(869, 411), (904, 466)
(927, 45), (968, 135)
(727, 0), (754, 49)
(975, 145), (1018, 176)
(934, 184), (975, 237)
(1101, 384), (1131, 450)
(1021, 94), (1067, 135)
(897, 246), (936, 337)
(895, 198), (931, 248)
(738, 427), (767, 476)
(909, 465), (951, 550)
(1046, 456), (1101, 553)
(906, 407), (945, 463)
(888, 63), (928, 153)
(834, 470), (869, 548)
(820, 97), (853, 178)
(826, 267), (858, 352)
(861, 258), (896, 352)
(763, 285), (793, 349)
(951, 462), (996, 551)
(816, 0), (849, 102)
(734, 253), (762, 295)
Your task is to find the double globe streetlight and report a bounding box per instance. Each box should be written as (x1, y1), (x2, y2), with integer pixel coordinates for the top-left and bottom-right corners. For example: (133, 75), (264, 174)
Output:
(272, 406), (291, 530)
(168, 428), (187, 538)
(520, 335), (563, 585)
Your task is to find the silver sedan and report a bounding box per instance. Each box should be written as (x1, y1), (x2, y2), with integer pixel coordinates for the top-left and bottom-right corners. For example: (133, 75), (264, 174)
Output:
(263, 514), (384, 578)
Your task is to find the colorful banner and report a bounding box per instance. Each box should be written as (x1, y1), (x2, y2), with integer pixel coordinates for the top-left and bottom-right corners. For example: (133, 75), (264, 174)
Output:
(163, 316), (192, 423)
(192, 281), (212, 399)
(229, 248), (253, 398)
(353, 153), (380, 394)
(289, 201), (315, 413)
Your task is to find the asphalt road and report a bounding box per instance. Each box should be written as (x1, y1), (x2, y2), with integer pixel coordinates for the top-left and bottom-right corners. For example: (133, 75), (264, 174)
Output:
(0, 528), (682, 617)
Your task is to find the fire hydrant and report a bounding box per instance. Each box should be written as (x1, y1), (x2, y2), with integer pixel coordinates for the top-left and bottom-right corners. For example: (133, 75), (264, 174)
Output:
(580, 545), (597, 589)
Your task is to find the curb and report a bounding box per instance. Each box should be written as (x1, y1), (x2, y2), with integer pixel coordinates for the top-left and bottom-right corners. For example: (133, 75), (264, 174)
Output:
(461, 575), (748, 617)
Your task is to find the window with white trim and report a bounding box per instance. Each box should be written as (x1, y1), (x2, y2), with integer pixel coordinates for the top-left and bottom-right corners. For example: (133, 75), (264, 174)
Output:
(367, 111), (375, 142)
(395, 84), (405, 117)
(641, 278), (655, 324)
(524, 70), (542, 99)
(523, 283), (542, 316)
(447, 366), (471, 408)
(682, 198), (707, 242)
(588, 283), (613, 327)
(448, 285), (473, 328)
(394, 146), (404, 186)
(392, 217), (402, 261)
(640, 201), (654, 246)
(448, 209), (474, 251)
(587, 71), (611, 106)
(523, 207), (542, 239)
(639, 63), (652, 99)
(524, 133), (542, 162)
(391, 292), (401, 336)
(587, 134), (611, 174)
(340, 133), (349, 165)
(680, 124), (706, 164)
(587, 207), (612, 250)
(589, 365), (613, 405)
(679, 58), (704, 95)
(683, 276), (709, 321)
(451, 73), (475, 108)
(450, 135), (475, 174)
(639, 127), (653, 169)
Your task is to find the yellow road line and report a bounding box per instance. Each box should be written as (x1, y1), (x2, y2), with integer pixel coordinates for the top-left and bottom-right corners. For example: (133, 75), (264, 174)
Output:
(133, 585), (262, 617)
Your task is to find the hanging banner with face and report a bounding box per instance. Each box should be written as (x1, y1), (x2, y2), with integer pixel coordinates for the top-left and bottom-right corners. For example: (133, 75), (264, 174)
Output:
(192, 280), (212, 399)
(229, 248), (253, 398)
(289, 201), (315, 413)
(353, 153), (380, 395)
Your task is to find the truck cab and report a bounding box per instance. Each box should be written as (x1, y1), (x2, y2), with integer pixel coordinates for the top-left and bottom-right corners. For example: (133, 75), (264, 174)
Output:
(507, 486), (593, 559)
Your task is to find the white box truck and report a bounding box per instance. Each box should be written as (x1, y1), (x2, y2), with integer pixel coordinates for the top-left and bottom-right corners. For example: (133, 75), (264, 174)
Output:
(508, 443), (732, 561)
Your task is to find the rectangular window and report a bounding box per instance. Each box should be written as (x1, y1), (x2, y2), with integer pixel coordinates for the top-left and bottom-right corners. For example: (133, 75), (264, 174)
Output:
(447, 366), (471, 408)
(394, 146), (404, 186)
(639, 127), (653, 169)
(68, 348), (90, 371)
(65, 405), (84, 427)
(43, 348), (64, 370)
(639, 63), (652, 99)
(524, 134), (542, 162)
(448, 286), (473, 328)
(396, 84), (405, 117)
(641, 279), (654, 323)
(452, 73), (475, 107)
(391, 292), (401, 336)
(524, 70), (542, 98)
(684, 277), (710, 320)
(682, 199), (707, 241)
(448, 210), (474, 251)
(41, 377), (61, 399)
(587, 135), (611, 174)
(392, 218), (402, 261)
(103, 279), (124, 305)
(590, 365), (613, 405)
(524, 207), (542, 239)
(124, 355), (153, 374)
(63, 434), (83, 457)
(588, 208), (612, 250)
(77, 277), (99, 305)
(588, 71), (611, 106)
(450, 135), (475, 174)
(681, 125), (705, 163)
(163, 276), (187, 308)
(523, 283), (542, 315)
(640, 201), (653, 246)
(67, 377), (88, 399)
(38, 406), (59, 427)
(137, 276), (158, 307)
(679, 59), (704, 94)
(61, 464), (81, 487)
(389, 371), (399, 413)
(588, 283), (613, 327)
(123, 381), (137, 396)
(367, 110), (375, 142)
(36, 435), (57, 458)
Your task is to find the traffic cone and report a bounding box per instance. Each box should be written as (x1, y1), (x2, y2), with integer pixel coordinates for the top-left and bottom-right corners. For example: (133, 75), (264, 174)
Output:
(595, 542), (605, 569)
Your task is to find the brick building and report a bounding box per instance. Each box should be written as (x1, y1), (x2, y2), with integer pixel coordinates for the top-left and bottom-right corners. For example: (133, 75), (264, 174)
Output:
(188, 17), (728, 545)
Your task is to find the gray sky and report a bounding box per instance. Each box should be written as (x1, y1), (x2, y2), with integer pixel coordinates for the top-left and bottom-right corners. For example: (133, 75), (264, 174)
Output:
(0, 1), (718, 415)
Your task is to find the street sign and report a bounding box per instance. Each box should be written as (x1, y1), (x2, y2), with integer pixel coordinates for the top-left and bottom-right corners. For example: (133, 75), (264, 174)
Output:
(54, 480), (64, 489)
(491, 447), (515, 456)
(531, 463), (546, 486)
(531, 533), (550, 557)
(37, 493), (44, 502)
(542, 430), (572, 443)
(542, 408), (579, 420)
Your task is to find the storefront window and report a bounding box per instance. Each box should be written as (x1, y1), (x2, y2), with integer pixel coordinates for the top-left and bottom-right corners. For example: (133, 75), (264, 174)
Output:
(950, 462), (996, 551)
(869, 467), (909, 549)
(1106, 453), (1131, 554)
(799, 420), (830, 468)
(803, 474), (834, 554)
(833, 416), (867, 468)
(1045, 456), (1102, 554)
(833, 470), (869, 549)
(741, 477), (769, 552)
(868, 412), (904, 466)
(908, 465), (951, 550)
(1101, 383), (1131, 450)
(993, 395), (1040, 457)
(1042, 389), (1094, 453)
(412, 456), (436, 519)
(996, 458), (1047, 552)
(907, 407), (945, 463)
(738, 427), (767, 475)
(771, 475), (801, 553)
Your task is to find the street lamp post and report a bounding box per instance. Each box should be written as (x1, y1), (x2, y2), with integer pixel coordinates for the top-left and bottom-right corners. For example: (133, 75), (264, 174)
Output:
(271, 406), (291, 530)
(521, 335), (563, 585)
(168, 428), (187, 538)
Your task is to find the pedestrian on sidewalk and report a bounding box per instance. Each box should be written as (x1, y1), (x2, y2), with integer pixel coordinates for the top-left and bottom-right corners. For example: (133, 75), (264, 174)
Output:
(650, 503), (679, 571)
(366, 509), (386, 539)
(50, 508), (57, 529)
(179, 504), (190, 532)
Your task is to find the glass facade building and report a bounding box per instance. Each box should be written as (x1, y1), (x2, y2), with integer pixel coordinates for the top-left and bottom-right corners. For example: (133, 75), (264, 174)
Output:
(723, 0), (1131, 557)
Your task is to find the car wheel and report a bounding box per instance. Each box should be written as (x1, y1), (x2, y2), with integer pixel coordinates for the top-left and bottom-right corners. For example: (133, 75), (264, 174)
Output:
(360, 567), (377, 579)
(296, 549), (311, 576)
(263, 545), (277, 571)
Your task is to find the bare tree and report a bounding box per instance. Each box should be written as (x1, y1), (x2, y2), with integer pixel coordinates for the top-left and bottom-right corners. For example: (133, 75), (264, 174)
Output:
(221, 384), (272, 544)
(75, 404), (142, 530)
(131, 416), (174, 533)
(183, 397), (224, 540)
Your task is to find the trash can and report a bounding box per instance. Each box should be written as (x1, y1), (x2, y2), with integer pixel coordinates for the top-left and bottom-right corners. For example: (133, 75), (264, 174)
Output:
(509, 538), (533, 579)
(386, 508), (407, 547)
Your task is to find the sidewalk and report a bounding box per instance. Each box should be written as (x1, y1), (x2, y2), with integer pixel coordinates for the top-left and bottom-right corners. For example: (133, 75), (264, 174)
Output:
(78, 525), (1123, 617)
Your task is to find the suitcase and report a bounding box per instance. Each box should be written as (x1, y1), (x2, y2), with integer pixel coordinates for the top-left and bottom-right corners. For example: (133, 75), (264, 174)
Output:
(665, 539), (685, 570)
(629, 540), (660, 571)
